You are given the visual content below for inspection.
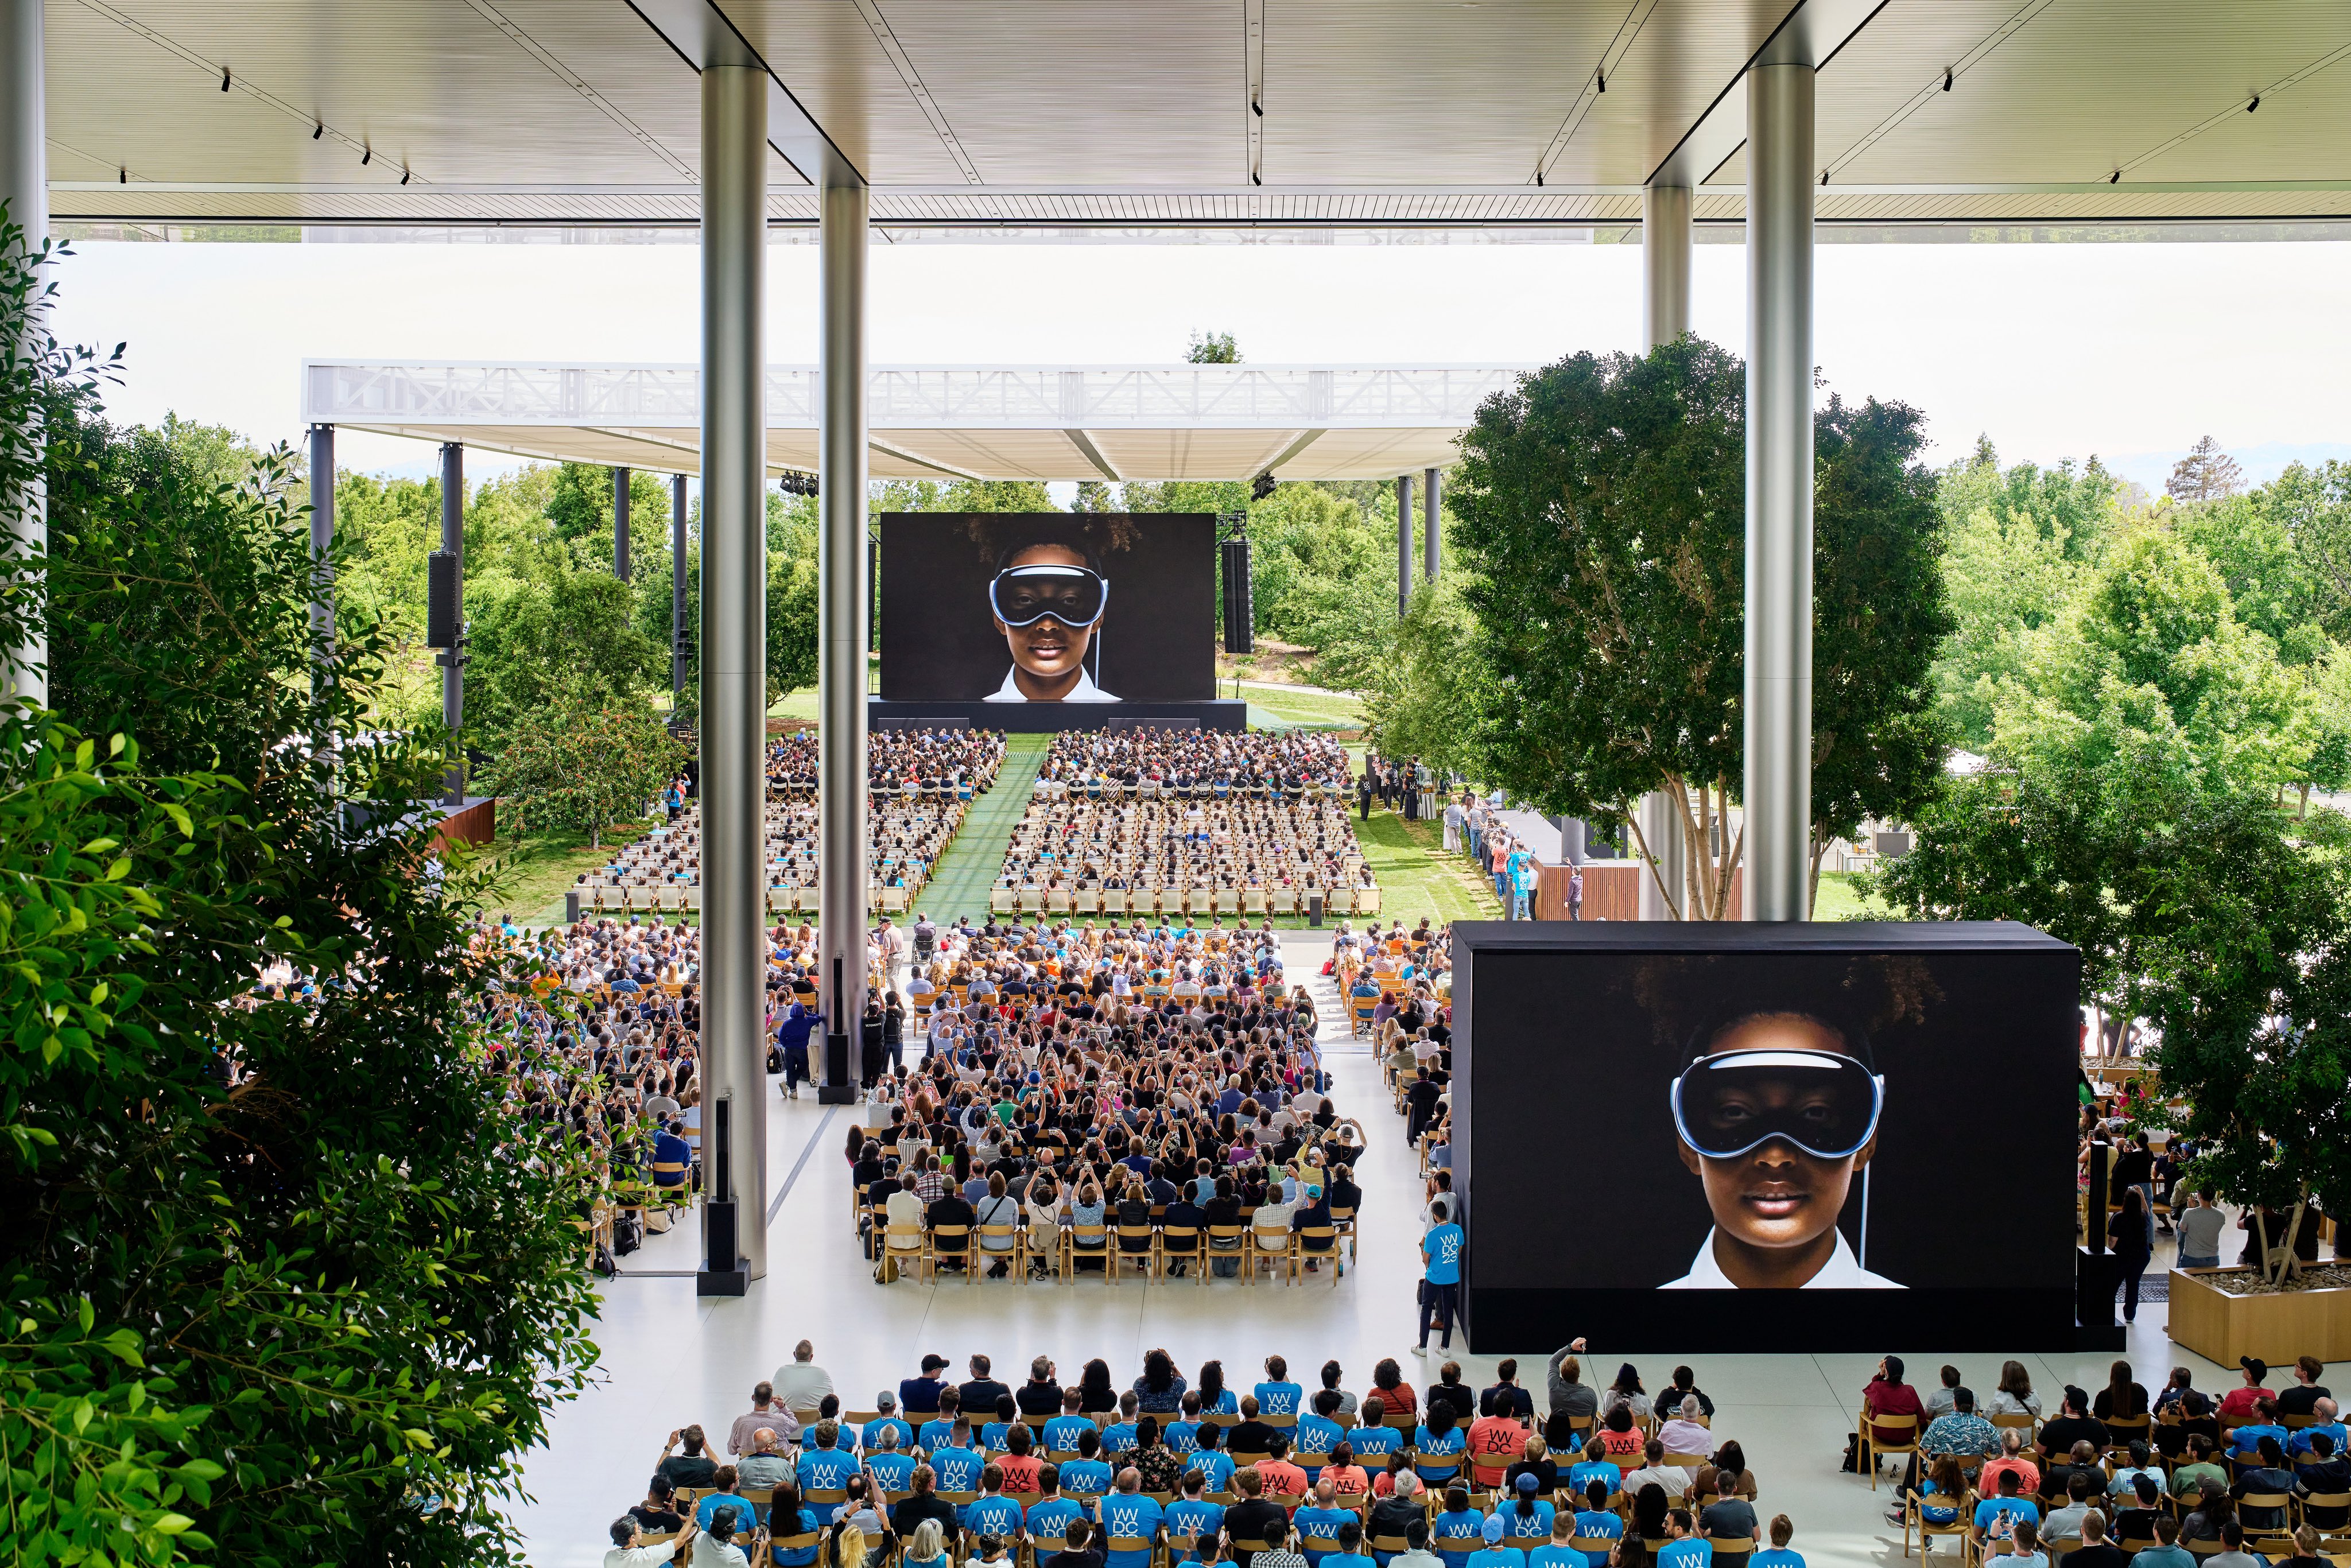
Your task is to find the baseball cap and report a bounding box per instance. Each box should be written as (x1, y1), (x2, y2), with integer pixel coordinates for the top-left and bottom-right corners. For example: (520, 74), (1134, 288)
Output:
(2241, 1356), (2268, 1381)
(1516, 1473), (1540, 1495)
(1482, 1516), (1507, 1543)
(922, 1354), (951, 1372)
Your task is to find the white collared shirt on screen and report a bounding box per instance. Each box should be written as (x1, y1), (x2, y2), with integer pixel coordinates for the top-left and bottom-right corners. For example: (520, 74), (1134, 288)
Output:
(984, 667), (1119, 703)
(1659, 1227), (1904, 1289)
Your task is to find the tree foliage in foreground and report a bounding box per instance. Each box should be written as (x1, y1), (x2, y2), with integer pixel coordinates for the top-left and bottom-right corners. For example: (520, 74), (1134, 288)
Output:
(494, 693), (686, 848)
(3, 222), (602, 1566)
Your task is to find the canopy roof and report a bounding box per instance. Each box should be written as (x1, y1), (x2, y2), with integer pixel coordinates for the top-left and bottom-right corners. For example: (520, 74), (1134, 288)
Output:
(304, 360), (1525, 480)
(49, 1), (2351, 236)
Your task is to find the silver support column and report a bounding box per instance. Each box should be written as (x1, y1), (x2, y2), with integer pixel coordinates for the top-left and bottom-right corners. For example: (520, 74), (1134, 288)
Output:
(1638, 183), (1694, 919)
(1422, 467), (1441, 584)
(440, 440), (464, 805)
(308, 424), (335, 693)
(1643, 184), (1692, 351)
(1, 0), (46, 708)
(697, 62), (770, 1282)
(1744, 63), (1815, 922)
(1395, 473), (1414, 615)
(613, 467), (631, 580)
(816, 174), (870, 1107)
(671, 473), (689, 696)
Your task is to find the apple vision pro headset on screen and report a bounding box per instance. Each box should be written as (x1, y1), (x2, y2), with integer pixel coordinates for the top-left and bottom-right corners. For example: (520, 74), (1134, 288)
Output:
(1668, 1019), (1887, 1271)
(990, 560), (1111, 685)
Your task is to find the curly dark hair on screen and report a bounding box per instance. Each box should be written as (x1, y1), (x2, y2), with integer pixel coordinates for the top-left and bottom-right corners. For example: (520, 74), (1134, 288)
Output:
(956, 513), (1139, 569)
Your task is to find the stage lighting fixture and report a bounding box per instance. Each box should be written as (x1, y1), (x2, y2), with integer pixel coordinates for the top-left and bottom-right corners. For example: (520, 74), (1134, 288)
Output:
(362, 148), (372, 166)
(401, 168), (412, 185)
(2247, 96), (2259, 112)
(1596, 69), (1605, 93)
(1251, 471), (1276, 501)
(1251, 100), (1263, 117)
(118, 168), (126, 184)
(1943, 68), (1953, 91)
(221, 67), (230, 91)
(313, 123), (323, 139)
(1534, 169), (1543, 187)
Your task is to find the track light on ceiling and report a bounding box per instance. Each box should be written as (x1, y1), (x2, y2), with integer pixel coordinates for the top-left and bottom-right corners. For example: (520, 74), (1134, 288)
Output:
(1251, 99), (1263, 117)
(1943, 68), (1953, 91)
(1819, 169), (1829, 186)
(361, 147), (372, 166)
(401, 168), (411, 185)
(1534, 169), (1544, 187)
(2109, 169), (2120, 183)
(1251, 171), (1262, 186)
(1596, 69), (1606, 93)
(312, 123), (323, 139)
(220, 67), (231, 92)
(118, 167), (127, 184)
(2247, 95), (2259, 112)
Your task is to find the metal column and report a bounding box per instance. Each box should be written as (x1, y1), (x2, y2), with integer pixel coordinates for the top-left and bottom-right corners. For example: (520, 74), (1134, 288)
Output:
(1639, 183), (1693, 921)
(1395, 473), (1414, 616)
(1643, 184), (1693, 351)
(612, 467), (632, 580)
(816, 175), (870, 1108)
(697, 63), (770, 1283)
(1, 0), (46, 708)
(308, 425), (335, 693)
(439, 441), (464, 806)
(672, 473), (689, 696)
(1422, 467), (1441, 584)
(1744, 63), (1815, 922)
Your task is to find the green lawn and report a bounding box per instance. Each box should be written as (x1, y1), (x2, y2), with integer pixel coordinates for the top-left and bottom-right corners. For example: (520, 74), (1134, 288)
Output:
(1353, 807), (1504, 924)
(473, 818), (666, 926)
(1812, 869), (1894, 920)
(1246, 686), (1365, 729)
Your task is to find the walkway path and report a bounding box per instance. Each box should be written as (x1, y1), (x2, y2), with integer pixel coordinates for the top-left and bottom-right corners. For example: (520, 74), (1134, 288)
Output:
(914, 732), (1049, 924)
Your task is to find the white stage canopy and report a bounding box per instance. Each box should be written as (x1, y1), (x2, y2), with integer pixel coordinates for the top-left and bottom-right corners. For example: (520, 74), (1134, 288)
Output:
(301, 360), (1528, 482)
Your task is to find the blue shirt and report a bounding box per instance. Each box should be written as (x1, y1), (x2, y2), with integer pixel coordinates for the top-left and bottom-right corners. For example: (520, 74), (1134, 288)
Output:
(1186, 1451), (1236, 1494)
(1101, 1493), (1167, 1568)
(2291, 1422), (2349, 1457)
(1167, 1500), (1226, 1561)
(1294, 1507), (1356, 1563)
(1256, 1381), (1306, 1418)
(1754, 1551), (1804, 1568)
(1468, 1550), (1528, 1568)
(867, 1452), (917, 1496)
(1565, 1463), (1616, 1504)
(1297, 1414), (1346, 1470)
(797, 1447), (858, 1519)
(983, 1422), (1021, 1454)
(1415, 1425), (1468, 1481)
(1570, 1512), (1623, 1567)
(1656, 1543), (1710, 1568)
(1424, 1223), (1464, 1284)
(865, 1417), (917, 1452)
(2230, 1424), (2290, 1457)
(1062, 1458), (1115, 1499)
(1535, 1543), (1594, 1568)
(1102, 1421), (1141, 1456)
(1329, 1553), (1379, 1568)
(1202, 1389), (1240, 1415)
(1350, 1425), (1403, 1460)
(1045, 1415), (1096, 1454)
(1027, 1496), (1084, 1543)
(771, 1505), (825, 1566)
(967, 1496), (1027, 1540)
(1431, 1509), (1488, 1564)
(696, 1491), (758, 1530)
(1166, 1420), (1202, 1456)
(1972, 1498), (2039, 1536)
(1491, 1503), (1556, 1542)
(651, 1131), (692, 1179)
(921, 1418), (966, 1451)
(933, 1447), (988, 1497)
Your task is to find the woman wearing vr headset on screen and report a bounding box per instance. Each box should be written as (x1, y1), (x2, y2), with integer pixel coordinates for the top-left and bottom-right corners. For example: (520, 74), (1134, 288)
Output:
(1662, 1009), (1902, 1290)
(983, 541), (1120, 703)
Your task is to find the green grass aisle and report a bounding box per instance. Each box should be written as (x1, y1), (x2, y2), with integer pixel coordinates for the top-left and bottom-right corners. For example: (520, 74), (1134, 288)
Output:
(915, 733), (1052, 925)
(1352, 808), (1505, 924)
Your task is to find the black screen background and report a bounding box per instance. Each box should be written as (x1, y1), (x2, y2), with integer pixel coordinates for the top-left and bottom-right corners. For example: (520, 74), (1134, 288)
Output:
(878, 513), (1216, 703)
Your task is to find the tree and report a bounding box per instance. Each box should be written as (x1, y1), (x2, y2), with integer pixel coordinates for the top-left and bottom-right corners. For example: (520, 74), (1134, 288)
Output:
(1071, 479), (1118, 513)
(1452, 339), (1951, 919)
(465, 548), (664, 743)
(2257, 459), (2351, 643)
(1809, 393), (1953, 911)
(1451, 339), (1748, 917)
(1186, 330), (1239, 364)
(2173, 491), (2328, 665)
(5, 226), (603, 1565)
(2167, 434), (2244, 502)
(492, 692), (683, 847)
(1362, 579), (1481, 778)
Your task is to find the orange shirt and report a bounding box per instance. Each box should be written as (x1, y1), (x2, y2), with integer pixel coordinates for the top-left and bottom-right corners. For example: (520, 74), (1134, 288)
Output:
(1468, 1416), (1530, 1486)
(997, 1454), (1043, 1495)
(1600, 1427), (1644, 1458)
(1259, 1460), (1309, 1500)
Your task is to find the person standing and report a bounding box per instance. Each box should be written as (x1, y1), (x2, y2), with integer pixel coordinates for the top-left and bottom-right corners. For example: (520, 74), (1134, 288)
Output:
(1443, 797), (1465, 855)
(2108, 1189), (2154, 1324)
(1566, 868), (1582, 923)
(2176, 1191), (2227, 1271)
(1417, 1197), (1465, 1356)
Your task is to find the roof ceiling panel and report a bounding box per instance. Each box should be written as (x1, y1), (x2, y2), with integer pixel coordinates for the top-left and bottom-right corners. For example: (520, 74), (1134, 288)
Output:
(1535, 0), (1793, 187)
(47, 0), (704, 189)
(1824, 0), (2351, 188)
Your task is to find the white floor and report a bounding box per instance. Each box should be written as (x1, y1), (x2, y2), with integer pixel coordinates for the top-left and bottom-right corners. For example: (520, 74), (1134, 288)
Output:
(515, 934), (2248, 1568)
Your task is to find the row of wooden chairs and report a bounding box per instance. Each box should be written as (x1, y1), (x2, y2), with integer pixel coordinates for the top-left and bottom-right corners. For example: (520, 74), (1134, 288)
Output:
(1903, 1485), (2351, 1564)
(986, 886), (1380, 917)
(876, 1216), (1352, 1287)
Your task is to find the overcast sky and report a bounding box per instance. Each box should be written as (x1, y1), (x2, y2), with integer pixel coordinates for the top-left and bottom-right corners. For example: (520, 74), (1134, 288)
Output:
(43, 234), (2351, 495)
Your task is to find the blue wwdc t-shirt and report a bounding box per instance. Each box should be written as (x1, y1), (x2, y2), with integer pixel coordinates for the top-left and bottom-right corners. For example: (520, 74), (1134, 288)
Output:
(1425, 1222), (1464, 1284)
(1255, 1381), (1305, 1418)
(1101, 1493), (1167, 1567)
(966, 1496), (1026, 1540)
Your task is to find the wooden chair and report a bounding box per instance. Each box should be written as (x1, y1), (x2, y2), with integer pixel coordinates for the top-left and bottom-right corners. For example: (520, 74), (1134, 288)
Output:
(1247, 1224), (1298, 1285)
(1295, 1226), (1341, 1283)
(1157, 1223), (1203, 1283)
(1904, 1488), (1976, 1559)
(1571, 1538), (1620, 1565)
(2238, 1495), (2297, 1550)
(1206, 1224), (1248, 1279)
(925, 1224), (975, 1283)
(1708, 1540), (1757, 1561)
(771, 1531), (823, 1564)
(1063, 1224), (1110, 1279)
(1863, 1412), (1922, 1490)
(882, 1226), (927, 1283)
(976, 1224), (1026, 1279)
(1111, 1225), (1160, 1284)
(2303, 1495), (2351, 1550)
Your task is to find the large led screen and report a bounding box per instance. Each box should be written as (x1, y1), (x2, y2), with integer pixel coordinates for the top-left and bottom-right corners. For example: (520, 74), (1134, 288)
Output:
(1450, 922), (2081, 1350)
(878, 513), (1216, 704)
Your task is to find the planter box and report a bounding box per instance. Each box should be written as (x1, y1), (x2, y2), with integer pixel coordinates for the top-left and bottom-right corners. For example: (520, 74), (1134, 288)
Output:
(2168, 1267), (2351, 1365)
